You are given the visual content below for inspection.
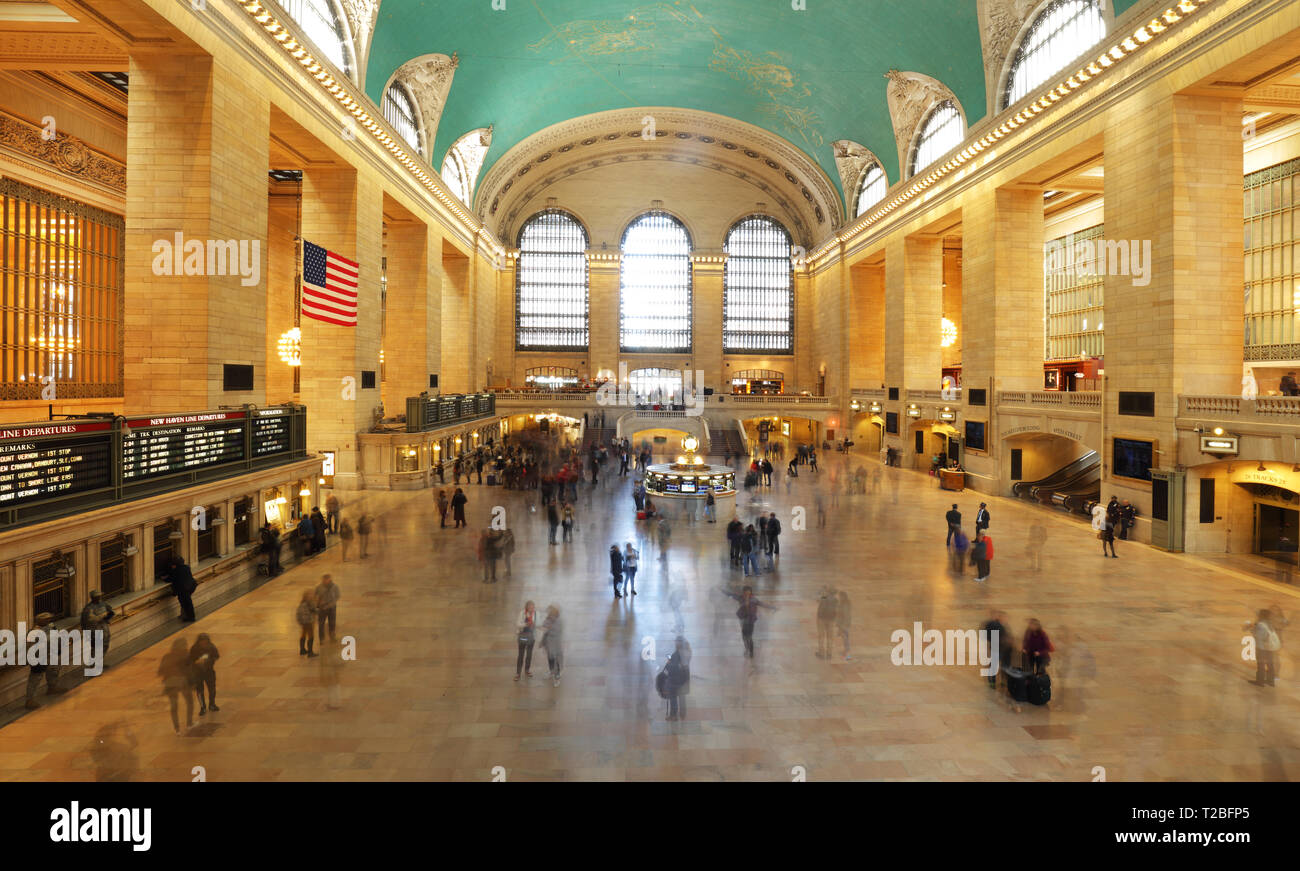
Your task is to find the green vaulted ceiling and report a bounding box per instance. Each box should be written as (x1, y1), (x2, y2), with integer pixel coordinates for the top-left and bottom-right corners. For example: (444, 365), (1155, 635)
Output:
(366, 0), (1139, 205)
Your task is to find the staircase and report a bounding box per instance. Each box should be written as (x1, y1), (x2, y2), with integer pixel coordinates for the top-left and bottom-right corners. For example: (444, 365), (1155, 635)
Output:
(582, 427), (616, 450)
(713, 426), (748, 458)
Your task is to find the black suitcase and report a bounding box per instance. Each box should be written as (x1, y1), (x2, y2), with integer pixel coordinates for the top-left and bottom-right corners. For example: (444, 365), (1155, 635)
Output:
(1004, 664), (1030, 702)
(486, 473), (497, 486)
(1027, 671), (1051, 706)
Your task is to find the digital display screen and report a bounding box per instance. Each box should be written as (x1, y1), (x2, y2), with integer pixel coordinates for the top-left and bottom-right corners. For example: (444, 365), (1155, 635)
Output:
(0, 422), (113, 506)
(1113, 437), (1154, 481)
(680, 481), (696, 493)
(122, 412), (246, 481)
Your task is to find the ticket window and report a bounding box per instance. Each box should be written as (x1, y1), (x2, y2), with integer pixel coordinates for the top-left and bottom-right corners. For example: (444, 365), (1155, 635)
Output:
(396, 445), (420, 473)
(32, 553), (70, 620)
(196, 506), (218, 561)
(100, 538), (127, 598)
(153, 523), (178, 581)
(233, 497), (254, 547)
(263, 490), (290, 530)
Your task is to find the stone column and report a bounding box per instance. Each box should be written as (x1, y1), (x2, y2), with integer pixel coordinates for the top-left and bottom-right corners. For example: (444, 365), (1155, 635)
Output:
(383, 219), (434, 407)
(691, 254), (725, 392)
(884, 235), (943, 391)
(124, 53), (270, 411)
(298, 168), (384, 491)
(439, 240), (471, 393)
(587, 254), (621, 381)
(1103, 92), (1243, 504)
(849, 261), (886, 388)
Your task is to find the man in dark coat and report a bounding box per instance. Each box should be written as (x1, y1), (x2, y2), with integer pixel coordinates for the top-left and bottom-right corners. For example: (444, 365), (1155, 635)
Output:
(975, 503), (990, 535)
(166, 556), (198, 622)
(945, 504), (961, 545)
(260, 524), (282, 576)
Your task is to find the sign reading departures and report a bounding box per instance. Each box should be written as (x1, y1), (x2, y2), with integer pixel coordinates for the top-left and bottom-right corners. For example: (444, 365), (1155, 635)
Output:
(0, 405), (307, 530)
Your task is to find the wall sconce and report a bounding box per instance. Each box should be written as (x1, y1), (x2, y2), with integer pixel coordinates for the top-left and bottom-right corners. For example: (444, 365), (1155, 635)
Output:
(299, 487), (312, 497)
(210, 507), (226, 526)
(277, 327), (303, 366)
(168, 519), (184, 540)
(850, 399), (861, 412)
(52, 550), (75, 579)
(907, 404), (921, 418)
(119, 533), (139, 557)
(869, 401), (882, 414)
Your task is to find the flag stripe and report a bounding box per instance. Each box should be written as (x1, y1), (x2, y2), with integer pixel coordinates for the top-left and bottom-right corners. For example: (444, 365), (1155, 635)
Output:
(301, 240), (358, 327)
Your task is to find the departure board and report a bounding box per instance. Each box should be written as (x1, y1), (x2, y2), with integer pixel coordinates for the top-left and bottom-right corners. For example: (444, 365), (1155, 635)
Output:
(122, 412), (246, 481)
(0, 422), (113, 506)
(252, 409), (291, 457)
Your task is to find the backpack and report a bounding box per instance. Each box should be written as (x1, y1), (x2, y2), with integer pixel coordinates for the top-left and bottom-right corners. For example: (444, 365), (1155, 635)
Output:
(655, 666), (670, 699)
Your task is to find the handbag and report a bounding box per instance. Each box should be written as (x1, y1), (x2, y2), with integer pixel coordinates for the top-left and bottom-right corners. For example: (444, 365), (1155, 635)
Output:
(517, 624), (535, 645)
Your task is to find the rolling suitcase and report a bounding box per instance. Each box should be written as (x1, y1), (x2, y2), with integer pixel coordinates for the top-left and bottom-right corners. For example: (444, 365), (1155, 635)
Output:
(486, 473), (497, 486)
(1026, 669), (1051, 706)
(1003, 662), (1030, 703)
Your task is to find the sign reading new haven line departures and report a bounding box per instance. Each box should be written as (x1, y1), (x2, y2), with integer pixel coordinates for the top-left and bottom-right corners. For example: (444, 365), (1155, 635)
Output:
(0, 406), (305, 525)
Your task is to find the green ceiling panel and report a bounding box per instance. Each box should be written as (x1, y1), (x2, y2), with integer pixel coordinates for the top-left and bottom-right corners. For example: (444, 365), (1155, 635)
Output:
(367, 1), (1130, 205)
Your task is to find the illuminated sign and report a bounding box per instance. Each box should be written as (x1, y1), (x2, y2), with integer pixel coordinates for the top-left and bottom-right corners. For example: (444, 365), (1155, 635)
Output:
(1200, 435), (1238, 454)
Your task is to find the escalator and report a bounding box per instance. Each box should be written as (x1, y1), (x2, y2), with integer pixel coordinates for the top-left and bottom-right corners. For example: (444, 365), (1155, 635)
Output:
(1013, 450), (1101, 515)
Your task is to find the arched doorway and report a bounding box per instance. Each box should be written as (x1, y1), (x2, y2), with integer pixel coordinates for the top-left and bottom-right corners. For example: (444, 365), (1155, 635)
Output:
(626, 367), (683, 405)
(907, 419), (960, 472)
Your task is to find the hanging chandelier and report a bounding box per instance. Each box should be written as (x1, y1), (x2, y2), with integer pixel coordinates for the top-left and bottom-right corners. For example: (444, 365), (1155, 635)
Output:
(940, 317), (958, 348)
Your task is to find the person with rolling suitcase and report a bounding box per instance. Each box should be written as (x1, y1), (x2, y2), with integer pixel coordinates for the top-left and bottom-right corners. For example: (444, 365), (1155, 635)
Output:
(1021, 618), (1054, 706)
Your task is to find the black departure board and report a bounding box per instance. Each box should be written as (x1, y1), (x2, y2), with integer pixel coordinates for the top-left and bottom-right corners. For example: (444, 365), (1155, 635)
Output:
(0, 422), (113, 506)
(122, 412), (246, 481)
(252, 409), (291, 457)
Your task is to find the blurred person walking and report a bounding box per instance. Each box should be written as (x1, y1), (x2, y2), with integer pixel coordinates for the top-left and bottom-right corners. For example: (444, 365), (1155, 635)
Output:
(1022, 618), (1055, 675)
(296, 590), (318, 658)
(540, 604), (564, 686)
(314, 574), (340, 642)
(658, 515), (672, 562)
(949, 526), (969, 575)
(357, 514), (373, 558)
(836, 591), (852, 661)
(660, 636), (692, 720)
(1250, 609), (1281, 687)
(338, 518), (354, 561)
(623, 542), (639, 595)
(80, 590), (115, 664)
(816, 587), (838, 658)
(610, 544), (625, 598)
(722, 585), (777, 659)
(741, 524), (761, 577)
(158, 638), (195, 734)
(981, 610), (1011, 689)
(310, 507), (328, 554)
(24, 613), (63, 709)
(971, 530), (993, 583)
(1101, 514), (1117, 558)
(260, 524), (282, 576)
(452, 488), (468, 528)
(436, 490), (450, 528)
(515, 600), (537, 681)
(325, 493), (340, 534)
(189, 633), (220, 715)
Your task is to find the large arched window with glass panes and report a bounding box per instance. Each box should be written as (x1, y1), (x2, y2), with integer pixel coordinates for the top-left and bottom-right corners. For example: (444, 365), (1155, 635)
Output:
(1002, 0), (1106, 110)
(515, 210), (589, 350)
(909, 101), (964, 178)
(279, 0), (351, 77)
(441, 129), (491, 206)
(855, 162), (887, 217)
(620, 212), (692, 353)
(382, 83), (422, 155)
(723, 216), (793, 354)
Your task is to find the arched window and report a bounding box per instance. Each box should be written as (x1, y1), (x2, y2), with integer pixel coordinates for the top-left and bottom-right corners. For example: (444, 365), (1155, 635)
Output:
(1003, 0), (1106, 110)
(627, 368), (683, 403)
(855, 162), (888, 217)
(516, 210), (589, 350)
(279, 0), (350, 76)
(723, 216), (793, 354)
(909, 101), (964, 178)
(441, 129), (491, 206)
(382, 83), (421, 155)
(620, 212), (692, 353)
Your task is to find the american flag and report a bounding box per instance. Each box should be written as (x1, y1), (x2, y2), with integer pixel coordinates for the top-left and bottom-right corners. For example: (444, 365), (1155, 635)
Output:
(301, 240), (359, 327)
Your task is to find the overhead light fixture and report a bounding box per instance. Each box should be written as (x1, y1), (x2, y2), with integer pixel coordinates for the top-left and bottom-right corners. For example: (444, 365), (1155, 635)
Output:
(277, 327), (302, 366)
(940, 317), (958, 348)
(52, 550), (75, 579)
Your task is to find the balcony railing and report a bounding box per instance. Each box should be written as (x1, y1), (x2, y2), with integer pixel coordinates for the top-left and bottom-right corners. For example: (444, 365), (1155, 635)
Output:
(490, 390), (832, 407)
(1180, 395), (1300, 420)
(998, 390), (1101, 409)
(906, 388), (961, 403)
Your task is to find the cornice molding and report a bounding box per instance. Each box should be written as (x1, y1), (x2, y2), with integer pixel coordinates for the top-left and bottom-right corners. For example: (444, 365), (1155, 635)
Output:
(814, 0), (1231, 269)
(0, 110), (125, 193)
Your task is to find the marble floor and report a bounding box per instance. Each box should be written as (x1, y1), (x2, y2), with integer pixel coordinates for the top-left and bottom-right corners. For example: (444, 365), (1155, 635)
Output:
(2, 451), (1298, 782)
